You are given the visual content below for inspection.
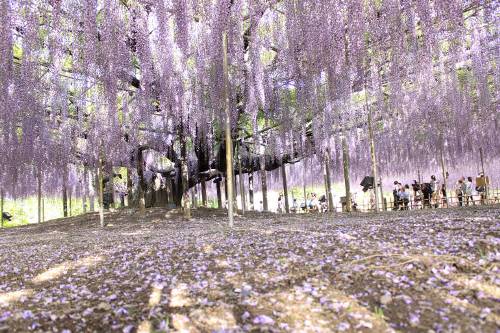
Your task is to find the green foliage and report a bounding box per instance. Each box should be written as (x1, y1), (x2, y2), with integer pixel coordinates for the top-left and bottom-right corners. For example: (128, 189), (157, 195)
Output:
(374, 306), (385, 319)
(1, 196), (88, 228)
(13, 42), (23, 60)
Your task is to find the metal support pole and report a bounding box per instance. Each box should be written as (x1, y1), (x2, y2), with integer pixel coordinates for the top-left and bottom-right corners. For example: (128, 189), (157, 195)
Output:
(281, 163), (290, 214)
(222, 32), (234, 227)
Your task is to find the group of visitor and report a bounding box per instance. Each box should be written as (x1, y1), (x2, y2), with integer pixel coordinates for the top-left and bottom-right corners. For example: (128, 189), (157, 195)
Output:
(275, 172), (490, 213)
(392, 182), (411, 210)
(455, 174), (489, 206)
(282, 193), (328, 213)
(454, 176), (475, 207)
(392, 172), (489, 210)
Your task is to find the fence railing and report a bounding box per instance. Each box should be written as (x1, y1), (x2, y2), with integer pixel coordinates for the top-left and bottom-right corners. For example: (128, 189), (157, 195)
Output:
(338, 189), (500, 213)
(291, 188), (500, 214)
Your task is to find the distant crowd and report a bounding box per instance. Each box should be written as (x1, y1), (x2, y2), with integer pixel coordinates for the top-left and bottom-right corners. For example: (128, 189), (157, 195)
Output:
(272, 172), (491, 214)
(391, 172), (489, 210)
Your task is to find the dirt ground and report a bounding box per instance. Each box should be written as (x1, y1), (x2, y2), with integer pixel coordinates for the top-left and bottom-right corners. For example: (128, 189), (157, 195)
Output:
(0, 206), (499, 333)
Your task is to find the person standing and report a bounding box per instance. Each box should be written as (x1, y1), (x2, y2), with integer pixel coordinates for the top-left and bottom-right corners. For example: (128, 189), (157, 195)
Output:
(430, 175), (440, 208)
(476, 173), (487, 205)
(440, 184), (447, 207)
(399, 185), (411, 210)
(456, 178), (466, 207)
(277, 193), (283, 213)
(393, 181), (400, 210)
(465, 177), (474, 206)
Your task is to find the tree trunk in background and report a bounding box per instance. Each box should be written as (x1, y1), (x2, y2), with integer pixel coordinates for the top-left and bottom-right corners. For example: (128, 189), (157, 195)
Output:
(249, 172), (254, 210)
(37, 169), (42, 223)
(303, 158), (307, 208)
(191, 188), (197, 209)
(181, 159), (191, 218)
(261, 170), (268, 211)
(82, 166), (88, 213)
(281, 163), (290, 214)
(222, 32), (234, 227)
(342, 132), (352, 212)
(109, 163), (115, 209)
(42, 198), (45, 222)
(62, 171), (68, 218)
(479, 147), (485, 175)
(324, 149), (334, 212)
(224, 178), (228, 207)
(180, 131), (191, 220)
(90, 169), (95, 212)
(98, 152), (105, 227)
(172, 177), (182, 207)
(379, 176), (385, 211)
(368, 108), (380, 212)
(440, 149), (448, 207)
(69, 190), (72, 217)
(166, 180), (170, 205)
(216, 180), (222, 208)
(233, 171), (238, 209)
(126, 167), (133, 207)
(479, 147), (488, 200)
(201, 177), (207, 207)
(137, 149), (146, 214)
(238, 150), (246, 214)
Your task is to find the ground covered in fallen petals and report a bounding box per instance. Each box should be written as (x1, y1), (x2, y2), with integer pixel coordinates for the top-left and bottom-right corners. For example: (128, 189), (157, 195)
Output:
(0, 206), (499, 333)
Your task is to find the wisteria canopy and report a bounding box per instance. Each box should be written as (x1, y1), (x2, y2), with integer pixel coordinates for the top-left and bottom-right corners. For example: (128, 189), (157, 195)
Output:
(0, 0), (497, 200)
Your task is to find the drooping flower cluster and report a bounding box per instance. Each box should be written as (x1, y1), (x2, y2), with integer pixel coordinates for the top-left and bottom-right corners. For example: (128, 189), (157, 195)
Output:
(0, 0), (497, 198)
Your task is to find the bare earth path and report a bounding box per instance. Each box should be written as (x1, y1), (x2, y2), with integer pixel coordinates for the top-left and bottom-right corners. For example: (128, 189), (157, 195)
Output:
(0, 207), (499, 333)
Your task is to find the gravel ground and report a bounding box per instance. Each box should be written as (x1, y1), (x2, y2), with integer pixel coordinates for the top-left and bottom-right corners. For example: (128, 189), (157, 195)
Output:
(0, 206), (499, 333)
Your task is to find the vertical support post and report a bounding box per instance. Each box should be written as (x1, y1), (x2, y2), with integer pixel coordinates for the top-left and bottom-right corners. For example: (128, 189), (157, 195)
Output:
(137, 149), (146, 214)
(324, 148), (334, 212)
(109, 163), (115, 210)
(180, 131), (191, 220)
(89, 170), (95, 212)
(368, 107), (379, 212)
(281, 163), (290, 214)
(82, 166), (88, 213)
(342, 132), (352, 212)
(191, 188), (197, 209)
(479, 147), (489, 201)
(37, 169), (42, 224)
(303, 158), (307, 208)
(201, 177), (207, 207)
(260, 154), (268, 212)
(479, 147), (485, 175)
(248, 172), (254, 210)
(379, 176), (384, 211)
(69, 190), (72, 217)
(62, 172), (68, 218)
(237, 143), (246, 214)
(440, 149), (448, 207)
(216, 179), (223, 209)
(222, 32), (234, 227)
(98, 150), (105, 227)
(234, 170), (238, 209)
(126, 167), (133, 207)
